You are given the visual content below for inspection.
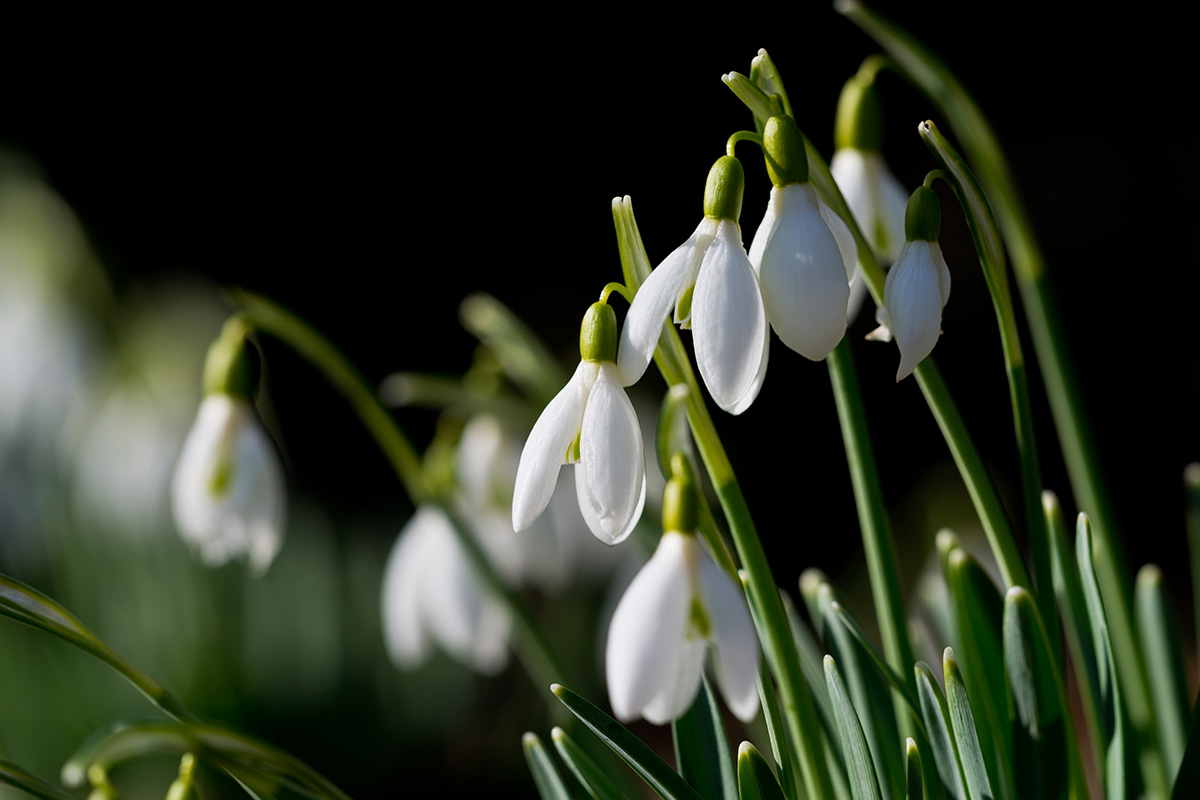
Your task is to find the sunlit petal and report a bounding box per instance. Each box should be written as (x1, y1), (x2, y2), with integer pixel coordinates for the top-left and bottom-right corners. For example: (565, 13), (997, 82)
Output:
(640, 637), (707, 724)
(698, 558), (760, 722)
(617, 236), (694, 387)
(512, 362), (588, 532)
(886, 240), (945, 380)
(579, 363), (646, 542)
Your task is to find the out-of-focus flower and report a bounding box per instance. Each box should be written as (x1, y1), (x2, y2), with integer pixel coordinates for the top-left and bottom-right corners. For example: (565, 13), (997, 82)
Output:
(514, 302), (646, 545)
(868, 186), (951, 380)
(619, 156), (768, 415)
(605, 473), (759, 724)
(171, 316), (285, 573)
(381, 504), (511, 675)
(748, 115), (856, 361)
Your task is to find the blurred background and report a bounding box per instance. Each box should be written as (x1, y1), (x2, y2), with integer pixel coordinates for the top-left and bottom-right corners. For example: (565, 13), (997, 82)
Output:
(0, 2), (1195, 797)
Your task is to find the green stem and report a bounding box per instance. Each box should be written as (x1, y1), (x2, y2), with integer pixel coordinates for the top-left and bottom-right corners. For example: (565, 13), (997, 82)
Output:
(233, 289), (577, 692)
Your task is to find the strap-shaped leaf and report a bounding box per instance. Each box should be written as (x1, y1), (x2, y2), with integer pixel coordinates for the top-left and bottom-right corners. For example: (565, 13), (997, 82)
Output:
(737, 743), (787, 800)
(551, 684), (703, 800)
(756, 662), (799, 800)
(824, 656), (883, 800)
(914, 662), (966, 800)
(552, 727), (626, 800)
(62, 720), (349, 800)
(0, 759), (75, 800)
(672, 676), (737, 800)
(905, 739), (923, 800)
(942, 650), (993, 800)
(524, 732), (573, 800)
(832, 602), (922, 726)
(1135, 565), (1188, 777)
(1077, 515), (1126, 798)
(1002, 587), (1071, 800)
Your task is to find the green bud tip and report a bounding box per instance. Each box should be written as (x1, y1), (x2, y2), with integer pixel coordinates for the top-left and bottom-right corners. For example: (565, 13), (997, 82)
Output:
(703, 155), (745, 222)
(834, 74), (883, 151)
(579, 301), (617, 363)
(661, 470), (698, 533)
(763, 115), (809, 187)
(904, 185), (941, 242)
(202, 314), (257, 397)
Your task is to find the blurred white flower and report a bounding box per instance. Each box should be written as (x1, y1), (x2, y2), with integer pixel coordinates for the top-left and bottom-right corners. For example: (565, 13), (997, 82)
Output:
(606, 530), (759, 724)
(513, 360), (646, 545)
(831, 148), (908, 265)
(171, 393), (286, 573)
(381, 504), (510, 675)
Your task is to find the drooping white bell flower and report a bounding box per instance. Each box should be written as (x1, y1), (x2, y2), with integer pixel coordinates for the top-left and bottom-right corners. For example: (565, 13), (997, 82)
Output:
(172, 392), (286, 573)
(172, 315), (286, 574)
(747, 115), (856, 362)
(605, 471), (758, 724)
(514, 301), (646, 545)
(868, 185), (951, 381)
(381, 504), (511, 674)
(831, 149), (908, 265)
(618, 155), (767, 415)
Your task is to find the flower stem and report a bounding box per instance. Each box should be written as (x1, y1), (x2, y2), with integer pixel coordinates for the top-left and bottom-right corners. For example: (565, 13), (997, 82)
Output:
(611, 205), (834, 800)
(233, 289), (578, 693)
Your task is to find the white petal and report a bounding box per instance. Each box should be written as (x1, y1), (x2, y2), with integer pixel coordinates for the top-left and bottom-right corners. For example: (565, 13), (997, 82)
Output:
(605, 532), (692, 721)
(692, 220), (768, 412)
(817, 193), (858, 284)
(380, 507), (440, 668)
(885, 240), (945, 381)
(847, 266), (868, 325)
(831, 148), (868, 223)
(578, 363), (645, 543)
(757, 184), (849, 361)
(698, 557), (760, 722)
(512, 362), (588, 532)
(931, 241), (952, 306)
(576, 461), (646, 546)
(747, 192), (779, 275)
(640, 637), (707, 724)
(873, 157), (910, 264)
(455, 415), (506, 511)
(723, 320), (769, 416)
(617, 220), (708, 387)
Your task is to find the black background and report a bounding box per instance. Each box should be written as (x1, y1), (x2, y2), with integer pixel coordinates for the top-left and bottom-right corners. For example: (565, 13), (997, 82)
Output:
(2, 2), (1197, 794)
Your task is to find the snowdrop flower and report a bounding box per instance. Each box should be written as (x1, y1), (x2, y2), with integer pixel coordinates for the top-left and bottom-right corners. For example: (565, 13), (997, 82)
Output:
(172, 316), (285, 574)
(868, 185), (951, 380)
(606, 469), (758, 724)
(381, 504), (511, 674)
(618, 155), (768, 415)
(514, 301), (646, 545)
(830, 73), (908, 265)
(748, 115), (857, 361)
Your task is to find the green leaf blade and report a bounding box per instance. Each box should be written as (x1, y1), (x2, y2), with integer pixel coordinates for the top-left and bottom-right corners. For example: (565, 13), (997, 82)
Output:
(737, 743), (788, 800)
(551, 727), (627, 800)
(524, 732), (573, 800)
(672, 676), (738, 800)
(824, 656), (884, 800)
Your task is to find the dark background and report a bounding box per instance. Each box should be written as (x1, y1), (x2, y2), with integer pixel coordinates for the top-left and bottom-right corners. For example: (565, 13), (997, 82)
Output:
(1, 3), (1196, 795)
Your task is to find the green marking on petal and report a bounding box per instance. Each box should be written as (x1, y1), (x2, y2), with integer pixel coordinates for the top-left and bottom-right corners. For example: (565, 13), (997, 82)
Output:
(690, 598), (712, 639)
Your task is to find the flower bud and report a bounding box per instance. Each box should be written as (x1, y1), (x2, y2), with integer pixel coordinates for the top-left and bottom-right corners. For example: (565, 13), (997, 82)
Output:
(763, 115), (809, 187)
(579, 301), (618, 363)
(202, 314), (257, 397)
(703, 156), (745, 222)
(166, 754), (199, 800)
(834, 75), (883, 152)
(904, 186), (941, 242)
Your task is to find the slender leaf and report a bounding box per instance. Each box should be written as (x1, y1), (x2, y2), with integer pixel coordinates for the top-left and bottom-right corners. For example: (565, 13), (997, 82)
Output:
(756, 663), (799, 800)
(1170, 695), (1200, 798)
(914, 662), (967, 800)
(672, 676), (738, 800)
(1186, 463), (1200, 661)
(458, 292), (566, 405)
(1002, 588), (1071, 800)
(905, 739), (923, 800)
(552, 727), (627, 800)
(737, 743), (787, 800)
(552, 684), (703, 800)
(942, 650), (994, 800)
(1136, 565), (1189, 778)
(832, 602), (922, 725)
(819, 588), (904, 799)
(1077, 514), (1126, 799)
(825, 656), (884, 800)
(782, 591), (836, 734)
(524, 732), (573, 800)
(0, 759), (75, 800)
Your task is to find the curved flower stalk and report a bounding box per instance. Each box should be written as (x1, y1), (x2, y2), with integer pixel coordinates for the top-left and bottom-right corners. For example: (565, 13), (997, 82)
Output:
(618, 155), (769, 415)
(748, 115), (857, 361)
(172, 317), (285, 574)
(514, 301), (646, 545)
(868, 185), (951, 380)
(605, 467), (758, 724)
(381, 504), (512, 674)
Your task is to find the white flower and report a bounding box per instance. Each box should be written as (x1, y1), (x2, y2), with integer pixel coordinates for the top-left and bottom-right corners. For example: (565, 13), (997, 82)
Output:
(872, 240), (952, 381)
(381, 505), (510, 674)
(618, 217), (769, 414)
(171, 393), (286, 574)
(831, 148), (908, 265)
(605, 531), (759, 724)
(513, 360), (646, 545)
(747, 182), (857, 361)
